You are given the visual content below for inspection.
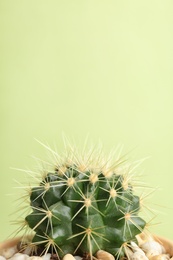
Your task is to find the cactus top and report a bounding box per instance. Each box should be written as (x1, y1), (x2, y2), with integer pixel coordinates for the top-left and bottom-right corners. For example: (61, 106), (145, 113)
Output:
(23, 145), (146, 259)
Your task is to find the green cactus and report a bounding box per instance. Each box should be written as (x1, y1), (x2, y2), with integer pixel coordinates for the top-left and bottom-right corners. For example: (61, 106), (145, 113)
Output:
(22, 144), (147, 259)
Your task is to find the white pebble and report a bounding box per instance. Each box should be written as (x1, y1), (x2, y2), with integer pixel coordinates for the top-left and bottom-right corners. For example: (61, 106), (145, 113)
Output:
(96, 250), (115, 260)
(62, 254), (76, 260)
(0, 256), (6, 260)
(9, 253), (29, 260)
(131, 252), (149, 260)
(29, 257), (42, 260)
(140, 241), (165, 258)
(131, 242), (146, 255)
(42, 254), (51, 260)
(125, 247), (134, 258)
(136, 234), (154, 247)
(0, 247), (18, 259)
(150, 255), (170, 260)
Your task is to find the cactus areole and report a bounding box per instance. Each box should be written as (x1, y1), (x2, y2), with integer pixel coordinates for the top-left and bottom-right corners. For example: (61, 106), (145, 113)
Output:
(24, 147), (146, 259)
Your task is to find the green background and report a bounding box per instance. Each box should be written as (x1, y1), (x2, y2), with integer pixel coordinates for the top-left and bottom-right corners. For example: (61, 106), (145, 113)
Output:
(1, 1), (173, 241)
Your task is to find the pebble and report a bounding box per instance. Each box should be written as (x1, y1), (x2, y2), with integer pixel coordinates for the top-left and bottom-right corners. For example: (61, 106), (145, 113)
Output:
(130, 251), (149, 260)
(150, 255), (170, 260)
(96, 250), (115, 260)
(62, 254), (76, 260)
(126, 243), (148, 260)
(0, 256), (6, 260)
(42, 254), (51, 260)
(9, 253), (29, 260)
(124, 247), (134, 258)
(0, 246), (18, 259)
(137, 234), (154, 246)
(28, 257), (42, 260)
(140, 241), (165, 258)
(131, 242), (146, 255)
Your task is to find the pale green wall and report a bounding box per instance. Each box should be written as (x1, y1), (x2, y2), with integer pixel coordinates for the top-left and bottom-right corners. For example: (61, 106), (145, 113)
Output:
(1, 1), (173, 241)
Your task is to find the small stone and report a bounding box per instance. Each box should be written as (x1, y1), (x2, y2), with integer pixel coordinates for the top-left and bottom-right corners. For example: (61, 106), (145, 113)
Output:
(9, 253), (29, 260)
(131, 252), (149, 260)
(125, 247), (134, 259)
(29, 257), (42, 260)
(62, 254), (76, 260)
(0, 247), (18, 259)
(131, 242), (146, 255)
(150, 255), (170, 260)
(42, 254), (51, 260)
(0, 256), (6, 260)
(136, 234), (154, 247)
(96, 250), (115, 260)
(140, 241), (165, 258)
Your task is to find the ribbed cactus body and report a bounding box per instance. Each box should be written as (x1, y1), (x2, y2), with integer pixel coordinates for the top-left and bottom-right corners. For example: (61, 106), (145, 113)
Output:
(25, 161), (146, 258)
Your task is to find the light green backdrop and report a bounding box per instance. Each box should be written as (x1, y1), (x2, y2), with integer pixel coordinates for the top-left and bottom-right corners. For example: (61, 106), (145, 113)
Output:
(0, 1), (173, 241)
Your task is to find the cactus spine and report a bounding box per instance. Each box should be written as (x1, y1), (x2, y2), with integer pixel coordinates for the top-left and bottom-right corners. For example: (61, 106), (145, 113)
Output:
(20, 143), (147, 259)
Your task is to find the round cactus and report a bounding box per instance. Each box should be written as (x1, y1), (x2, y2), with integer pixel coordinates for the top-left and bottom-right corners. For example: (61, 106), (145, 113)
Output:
(21, 143), (147, 259)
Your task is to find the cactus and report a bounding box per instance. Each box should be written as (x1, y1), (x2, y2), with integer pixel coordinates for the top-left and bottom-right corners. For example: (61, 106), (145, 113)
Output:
(20, 143), (147, 259)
